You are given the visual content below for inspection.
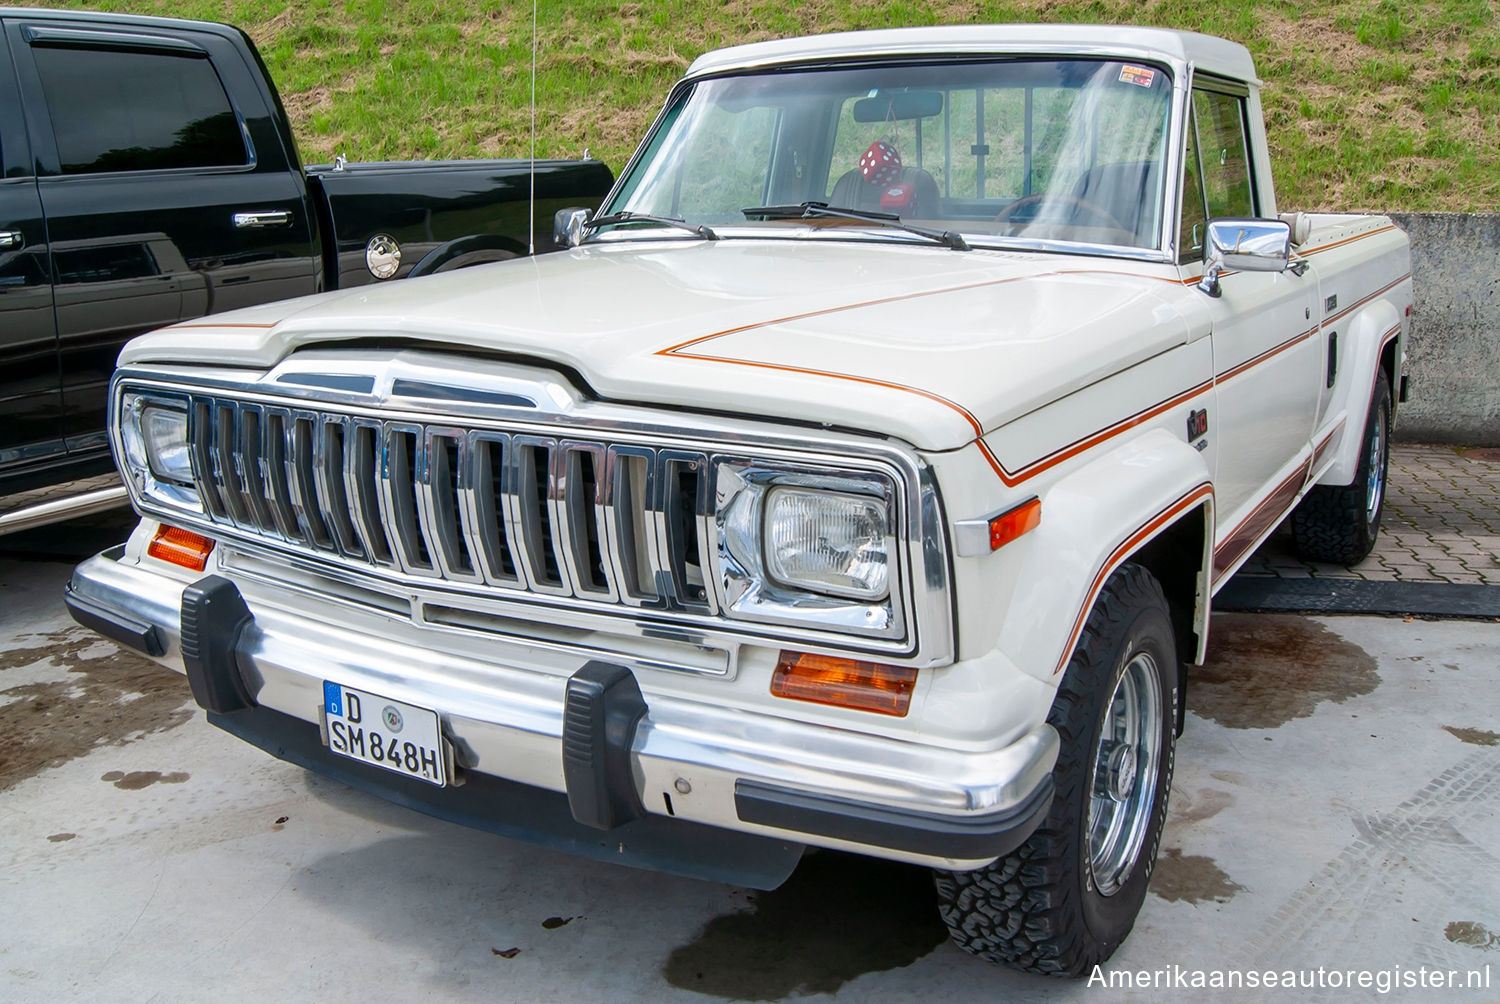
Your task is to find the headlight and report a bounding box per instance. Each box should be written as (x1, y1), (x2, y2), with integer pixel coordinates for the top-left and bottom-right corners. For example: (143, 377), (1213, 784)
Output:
(765, 487), (889, 600)
(714, 461), (903, 640)
(118, 390), (201, 510)
(140, 404), (192, 483)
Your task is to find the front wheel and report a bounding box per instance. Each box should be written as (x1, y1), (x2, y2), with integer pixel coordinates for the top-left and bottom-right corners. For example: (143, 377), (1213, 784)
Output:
(1291, 369), (1392, 564)
(934, 563), (1178, 975)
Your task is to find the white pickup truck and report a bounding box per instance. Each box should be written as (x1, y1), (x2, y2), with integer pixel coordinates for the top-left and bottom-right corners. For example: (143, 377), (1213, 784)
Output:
(68, 25), (1412, 975)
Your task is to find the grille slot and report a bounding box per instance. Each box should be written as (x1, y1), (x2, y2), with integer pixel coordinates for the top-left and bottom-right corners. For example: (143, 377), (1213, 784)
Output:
(659, 452), (715, 613)
(191, 400), (226, 520)
(261, 410), (303, 541)
(317, 419), (364, 558)
(215, 404), (251, 527)
(347, 421), (393, 565)
(236, 407), (275, 532)
(384, 426), (433, 572)
(290, 415), (334, 550)
(184, 397), (723, 614)
(513, 437), (566, 593)
(605, 447), (660, 606)
(560, 443), (613, 599)
(422, 430), (478, 580)
(471, 434), (520, 584)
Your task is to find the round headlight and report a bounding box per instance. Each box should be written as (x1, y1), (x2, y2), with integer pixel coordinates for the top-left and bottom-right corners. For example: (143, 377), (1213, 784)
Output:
(765, 487), (889, 600)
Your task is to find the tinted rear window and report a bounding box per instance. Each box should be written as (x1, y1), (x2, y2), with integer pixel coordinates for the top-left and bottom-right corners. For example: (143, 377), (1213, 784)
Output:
(32, 45), (247, 174)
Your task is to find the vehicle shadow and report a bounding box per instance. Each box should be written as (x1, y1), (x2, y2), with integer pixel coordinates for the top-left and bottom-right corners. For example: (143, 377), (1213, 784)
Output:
(291, 769), (963, 1001)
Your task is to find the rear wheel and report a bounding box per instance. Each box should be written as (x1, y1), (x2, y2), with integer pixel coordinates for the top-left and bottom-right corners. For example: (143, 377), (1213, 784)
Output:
(1291, 369), (1392, 564)
(934, 563), (1178, 975)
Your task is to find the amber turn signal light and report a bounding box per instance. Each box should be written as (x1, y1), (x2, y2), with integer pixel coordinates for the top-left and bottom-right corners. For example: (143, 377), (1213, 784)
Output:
(771, 651), (917, 717)
(988, 497), (1041, 551)
(147, 524), (216, 572)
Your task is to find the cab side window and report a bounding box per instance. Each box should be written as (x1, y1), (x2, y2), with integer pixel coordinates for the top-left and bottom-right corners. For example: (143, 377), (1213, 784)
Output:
(30, 45), (247, 175)
(1178, 106), (1207, 263)
(1190, 88), (1255, 218)
(1179, 85), (1257, 263)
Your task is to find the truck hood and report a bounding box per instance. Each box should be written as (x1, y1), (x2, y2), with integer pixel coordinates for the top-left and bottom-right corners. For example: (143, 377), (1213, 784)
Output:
(122, 239), (1195, 452)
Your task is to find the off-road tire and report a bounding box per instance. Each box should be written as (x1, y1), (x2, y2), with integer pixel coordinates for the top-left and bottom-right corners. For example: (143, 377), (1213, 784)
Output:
(1291, 369), (1392, 564)
(933, 563), (1178, 976)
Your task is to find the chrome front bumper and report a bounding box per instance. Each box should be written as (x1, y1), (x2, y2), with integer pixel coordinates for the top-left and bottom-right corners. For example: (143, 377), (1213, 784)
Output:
(67, 548), (1058, 879)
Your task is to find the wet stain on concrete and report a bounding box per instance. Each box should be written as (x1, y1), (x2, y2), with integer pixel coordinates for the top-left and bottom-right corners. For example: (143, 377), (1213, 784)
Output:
(1151, 848), (1245, 905)
(1189, 614), (1379, 729)
(1170, 788), (1235, 824)
(1445, 921), (1498, 950)
(541, 916), (576, 930)
(1443, 726), (1500, 747)
(0, 627), (193, 791)
(663, 851), (947, 999)
(46, 833), (76, 843)
(100, 770), (189, 790)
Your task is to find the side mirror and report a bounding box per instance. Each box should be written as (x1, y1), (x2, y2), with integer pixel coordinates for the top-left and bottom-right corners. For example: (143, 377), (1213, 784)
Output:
(554, 207), (592, 249)
(1198, 219), (1293, 298)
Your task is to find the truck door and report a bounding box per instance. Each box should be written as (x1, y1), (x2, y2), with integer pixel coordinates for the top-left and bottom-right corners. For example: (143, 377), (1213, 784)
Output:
(0, 29), (63, 485)
(5, 17), (319, 454)
(1179, 80), (1320, 556)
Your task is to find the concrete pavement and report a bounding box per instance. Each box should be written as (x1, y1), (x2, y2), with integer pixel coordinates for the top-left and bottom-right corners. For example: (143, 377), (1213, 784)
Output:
(3, 447), (1498, 1001)
(2, 549), (1498, 1002)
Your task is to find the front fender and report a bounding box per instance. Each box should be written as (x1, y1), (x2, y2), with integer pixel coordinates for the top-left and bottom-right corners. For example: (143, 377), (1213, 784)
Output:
(944, 428), (1214, 686)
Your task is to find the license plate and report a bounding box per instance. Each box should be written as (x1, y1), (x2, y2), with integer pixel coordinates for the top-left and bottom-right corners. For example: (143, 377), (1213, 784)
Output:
(323, 682), (447, 787)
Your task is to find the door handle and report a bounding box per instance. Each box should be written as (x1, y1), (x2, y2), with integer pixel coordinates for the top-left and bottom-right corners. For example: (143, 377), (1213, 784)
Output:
(232, 210), (293, 229)
(0, 230), (20, 249)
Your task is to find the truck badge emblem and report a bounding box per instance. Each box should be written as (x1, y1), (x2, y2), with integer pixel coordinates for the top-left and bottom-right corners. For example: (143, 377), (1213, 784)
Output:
(1187, 408), (1209, 440)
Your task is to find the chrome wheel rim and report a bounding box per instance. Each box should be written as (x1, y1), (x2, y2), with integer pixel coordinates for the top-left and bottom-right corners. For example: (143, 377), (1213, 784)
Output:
(1365, 405), (1387, 523)
(1087, 653), (1162, 897)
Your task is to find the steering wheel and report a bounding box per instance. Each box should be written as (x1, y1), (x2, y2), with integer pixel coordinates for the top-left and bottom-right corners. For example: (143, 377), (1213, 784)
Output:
(995, 193), (1128, 234)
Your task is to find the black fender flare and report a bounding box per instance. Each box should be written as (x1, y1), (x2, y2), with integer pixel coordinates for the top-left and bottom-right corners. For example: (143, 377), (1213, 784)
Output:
(406, 233), (526, 278)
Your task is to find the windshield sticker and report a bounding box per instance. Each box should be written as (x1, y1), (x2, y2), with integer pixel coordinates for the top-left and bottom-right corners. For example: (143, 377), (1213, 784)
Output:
(1119, 65), (1157, 88)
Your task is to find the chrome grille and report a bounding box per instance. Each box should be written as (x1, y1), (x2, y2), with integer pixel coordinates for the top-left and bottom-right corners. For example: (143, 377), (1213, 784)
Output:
(187, 397), (717, 613)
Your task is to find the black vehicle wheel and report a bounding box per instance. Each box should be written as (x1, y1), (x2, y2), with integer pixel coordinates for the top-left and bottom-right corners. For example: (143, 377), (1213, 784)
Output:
(1291, 369), (1392, 564)
(934, 563), (1178, 976)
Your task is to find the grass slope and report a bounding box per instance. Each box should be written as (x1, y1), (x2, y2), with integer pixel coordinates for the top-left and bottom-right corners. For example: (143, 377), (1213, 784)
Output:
(42, 1), (1500, 211)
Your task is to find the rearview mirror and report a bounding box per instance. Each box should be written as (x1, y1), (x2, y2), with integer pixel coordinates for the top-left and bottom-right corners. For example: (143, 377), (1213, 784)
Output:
(852, 90), (944, 122)
(1198, 219), (1292, 297)
(554, 207), (592, 249)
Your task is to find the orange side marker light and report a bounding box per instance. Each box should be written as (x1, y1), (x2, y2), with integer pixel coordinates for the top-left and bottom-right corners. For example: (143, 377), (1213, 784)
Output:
(989, 497), (1042, 551)
(147, 524), (216, 572)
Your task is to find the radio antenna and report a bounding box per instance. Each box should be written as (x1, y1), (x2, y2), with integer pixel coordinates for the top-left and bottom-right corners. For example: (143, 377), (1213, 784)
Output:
(528, 0), (537, 255)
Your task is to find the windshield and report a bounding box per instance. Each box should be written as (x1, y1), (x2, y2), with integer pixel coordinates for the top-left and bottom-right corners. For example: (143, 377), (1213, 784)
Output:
(603, 58), (1174, 251)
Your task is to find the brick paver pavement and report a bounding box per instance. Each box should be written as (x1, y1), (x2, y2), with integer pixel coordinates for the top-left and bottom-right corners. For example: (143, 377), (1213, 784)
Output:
(1240, 443), (1500, 585)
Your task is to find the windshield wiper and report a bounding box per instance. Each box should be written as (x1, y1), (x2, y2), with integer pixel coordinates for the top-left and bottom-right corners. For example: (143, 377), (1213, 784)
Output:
(585, 211), (718, 240)
(742, 201), (969, 251)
